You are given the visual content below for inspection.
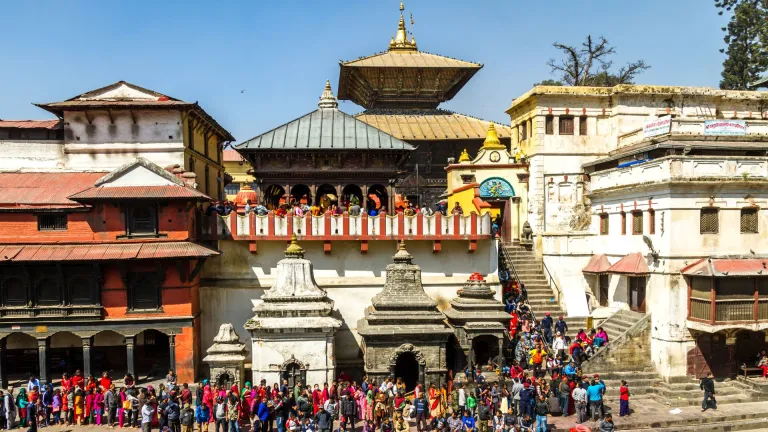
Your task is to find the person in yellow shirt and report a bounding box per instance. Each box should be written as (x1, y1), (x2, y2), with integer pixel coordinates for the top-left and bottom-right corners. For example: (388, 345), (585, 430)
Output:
(528, 347), (547, 379)
(74, 389), (85, 425)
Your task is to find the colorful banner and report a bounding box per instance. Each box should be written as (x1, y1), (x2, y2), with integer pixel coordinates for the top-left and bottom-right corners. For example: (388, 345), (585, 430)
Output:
(704, 120), (747, 136)
(643, 116), (672, 138)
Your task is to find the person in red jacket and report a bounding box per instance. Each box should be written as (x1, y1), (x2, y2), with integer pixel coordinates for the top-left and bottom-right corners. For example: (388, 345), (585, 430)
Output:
(619, 380), (630, 417)
(71, 370), (84, 390)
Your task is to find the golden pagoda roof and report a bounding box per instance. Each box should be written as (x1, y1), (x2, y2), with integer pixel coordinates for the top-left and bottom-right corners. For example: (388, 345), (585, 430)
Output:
(481, 123), (506, 150)
(355, 109), (512, 141)
(341, 51), (481, 69)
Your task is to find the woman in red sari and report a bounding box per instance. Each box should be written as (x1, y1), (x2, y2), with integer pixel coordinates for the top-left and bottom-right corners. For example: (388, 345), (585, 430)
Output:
(427, 383), (442, 419)
(311, 384), (321, 415)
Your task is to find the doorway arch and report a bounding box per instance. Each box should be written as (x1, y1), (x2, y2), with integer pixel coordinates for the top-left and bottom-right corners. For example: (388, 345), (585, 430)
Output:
(342, 185), (363, 207)
(49, 331), (84, 377)
(368, 184), (388, 211)
(5, 332), (38, 381)
(472, 335), (500, 368)
(263, 185), (286, 210)
(290, 185), (312, 206)
(315, 184), (338, 210)
(92, 330), (127, 377)
(394, 352), (419, 391)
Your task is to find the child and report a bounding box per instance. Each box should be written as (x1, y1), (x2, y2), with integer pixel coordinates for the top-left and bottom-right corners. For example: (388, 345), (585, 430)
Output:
(74, 389), (84, 425)
(52, 389), (62, 425)
(619, 380), (630, 417)
(66, 388), (75, 426)
(195, 402), (210, 432)
(181, 403), (195, 432)
(85, 388), (94, 425)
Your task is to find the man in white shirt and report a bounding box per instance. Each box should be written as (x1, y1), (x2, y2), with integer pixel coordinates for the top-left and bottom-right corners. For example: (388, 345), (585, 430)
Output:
(27, 375), (40, 393)
(572, 385), (588, 424)
(458, 385), (466, 415)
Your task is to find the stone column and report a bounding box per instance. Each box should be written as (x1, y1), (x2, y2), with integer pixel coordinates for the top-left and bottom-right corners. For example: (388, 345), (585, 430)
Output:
(169, 335), (177, 373)
(82, 337), (92, 378)
(497, 337), (505, 368)
(0, 339), (6, 389)
(37, 338), (48, 385)
(126, 336), (136, 377)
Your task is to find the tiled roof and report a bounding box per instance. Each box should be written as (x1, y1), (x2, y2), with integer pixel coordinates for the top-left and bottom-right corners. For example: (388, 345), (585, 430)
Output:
(69, 185), (209, 201)
(681, 257), (768, 277)
(236, 108), (415, 151)
(582, 254), (611, 274)
(355, 109), (513, 141)
(607, 252), (650, 275)
(341, 51), (481, 68)
(0, 242), (219, 262)
(0, 120), (61, 130)
(222, 149), (245, 162)
(0, 172), (105, 210)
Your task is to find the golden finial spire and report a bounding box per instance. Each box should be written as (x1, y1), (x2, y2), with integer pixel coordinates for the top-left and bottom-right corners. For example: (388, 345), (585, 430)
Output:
(285, 233), (305, 257)
(481, 123), (506, 150)
(458, 149), (471, 163)
(388, 2), (417, 52)
(318, 80), (338, 110)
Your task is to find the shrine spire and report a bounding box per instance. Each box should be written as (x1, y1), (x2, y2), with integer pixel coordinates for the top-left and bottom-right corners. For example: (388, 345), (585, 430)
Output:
(481, 123), (506, 150)
(388, 2), (417, 52)
(317, 80), (338, 110)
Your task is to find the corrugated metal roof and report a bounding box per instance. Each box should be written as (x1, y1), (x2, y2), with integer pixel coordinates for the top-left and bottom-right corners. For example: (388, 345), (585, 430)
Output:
(68, 185), (210, 201)
(235, 108), (415, 151)
(0, 172), (105, 209)
(0, 120), (61, 130)
(681, 257), (768, 277)
(582, 254), (611, 274)
(607, 252), (650, 275)
(341, 51), (481, 68)
(0, 242), (218, 262)
(355, 109), (513, 141)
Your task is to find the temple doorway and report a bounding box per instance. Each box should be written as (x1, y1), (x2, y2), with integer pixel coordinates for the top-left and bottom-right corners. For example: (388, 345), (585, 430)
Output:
(368, 184), (388, 211)
(282, 362), (305, 388)
(135, 329), (170, 380)
(218, 372), (232, 387)
(290, 185), (312, 206)
(5, 333), (38, 382)
(394, 352), (419, 390)
(342, 185), (363, 207)
(263, 185), (286, 210)
(48, 331), (83, 376)
(315, 184), (338, 210)
(472, 335), (499, 368)
(92, 330), (127, 376)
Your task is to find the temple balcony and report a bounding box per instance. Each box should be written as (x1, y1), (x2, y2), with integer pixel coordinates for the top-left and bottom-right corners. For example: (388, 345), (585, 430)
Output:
(0, 305), (103, 321)
(198, 211), (492, 253)
(686, 273), (768, 333)
(589, 155), (768, 193)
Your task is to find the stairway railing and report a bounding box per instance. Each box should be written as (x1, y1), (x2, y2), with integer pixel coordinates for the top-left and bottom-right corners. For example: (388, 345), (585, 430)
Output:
(541, 260), (562, 304)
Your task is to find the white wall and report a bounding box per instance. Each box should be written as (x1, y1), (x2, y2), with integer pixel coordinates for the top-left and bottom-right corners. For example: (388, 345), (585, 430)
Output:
(0, 140), (64, 171)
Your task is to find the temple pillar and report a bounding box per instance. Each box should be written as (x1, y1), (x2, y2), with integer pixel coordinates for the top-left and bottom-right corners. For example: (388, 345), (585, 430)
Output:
(169, 335), (177, 373)
(37, 338), (49, 385)
(497, 337), (505, 368)
(82, 337), (92, 378)
(126, 336), (136, 377)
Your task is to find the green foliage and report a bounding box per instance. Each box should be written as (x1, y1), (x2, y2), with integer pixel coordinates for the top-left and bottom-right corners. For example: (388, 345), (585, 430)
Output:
(533, 79), (564, 87)
(715, 0), (768, 89)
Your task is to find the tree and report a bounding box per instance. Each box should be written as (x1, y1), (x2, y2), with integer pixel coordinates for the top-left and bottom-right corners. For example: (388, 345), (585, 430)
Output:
(715, 0), (768, 89)
(532, 79), (564, 87)
(545, 35), (650, 86)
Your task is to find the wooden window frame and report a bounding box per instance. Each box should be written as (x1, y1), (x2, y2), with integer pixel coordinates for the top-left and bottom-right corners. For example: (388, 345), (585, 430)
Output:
(520, 121), (528, 140)
(700, 207), (719, 234)
(37, 214), (68, 231)
(632, 211), (644, 235)
(125, 271), (163, 312)
(579, 116), (588, 136)
(124, 204), (159, 238)
(599, 213), (609, 235)
(559, 116), (574, 135)
(620, 211), (627, 235)
(740, 207), (758, 234)
(648, 209), (655, 235)
(545, 115), (554, 135)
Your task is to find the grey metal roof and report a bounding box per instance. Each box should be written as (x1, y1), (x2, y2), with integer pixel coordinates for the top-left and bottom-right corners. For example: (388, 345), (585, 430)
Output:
(235, 108), (415, 151)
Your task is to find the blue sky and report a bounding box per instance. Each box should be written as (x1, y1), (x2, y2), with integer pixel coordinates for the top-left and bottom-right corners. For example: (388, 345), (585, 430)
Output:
(0, 0), (730, 142)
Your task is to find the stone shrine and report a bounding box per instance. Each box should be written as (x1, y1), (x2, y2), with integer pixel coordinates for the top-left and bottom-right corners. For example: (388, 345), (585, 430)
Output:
(357, 241), (453, 389)
(244, 235), (341, 386)
(203, 323), (248, 388)
(444, 273), (510, 369)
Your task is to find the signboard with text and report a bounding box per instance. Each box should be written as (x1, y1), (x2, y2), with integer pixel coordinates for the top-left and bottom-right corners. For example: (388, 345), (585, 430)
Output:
(704, 120), (747, 136)
(643, 116), (672, 138)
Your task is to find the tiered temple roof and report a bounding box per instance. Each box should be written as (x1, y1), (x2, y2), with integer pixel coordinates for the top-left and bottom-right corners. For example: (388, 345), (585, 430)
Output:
(444, 273), (510, 330)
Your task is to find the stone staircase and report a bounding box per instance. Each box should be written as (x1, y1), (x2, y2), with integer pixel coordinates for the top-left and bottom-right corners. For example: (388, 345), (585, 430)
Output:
(582, 309), (652, 373)
(500, 243), (583, 330)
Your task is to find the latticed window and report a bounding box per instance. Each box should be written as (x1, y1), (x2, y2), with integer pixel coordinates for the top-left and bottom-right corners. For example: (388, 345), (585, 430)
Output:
(741, 207), (758, 233)
(545, 115), (554, 135)
(700, 208), (719, 234)
(559, 116), (574, 135)
(38, 214), (67, 231)
(599, 213), (609, 235)
(520, 121), (527, 140)
(632, 211), (643, 235)
(579, 116), (588, 135)
(648, 209), (655, 234)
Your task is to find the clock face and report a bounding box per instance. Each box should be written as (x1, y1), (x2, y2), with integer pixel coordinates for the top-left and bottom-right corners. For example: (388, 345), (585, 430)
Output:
(490, 151), (501, 162)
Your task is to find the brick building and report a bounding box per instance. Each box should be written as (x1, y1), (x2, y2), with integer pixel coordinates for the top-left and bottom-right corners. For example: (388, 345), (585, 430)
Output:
(0, 157), (218, 385)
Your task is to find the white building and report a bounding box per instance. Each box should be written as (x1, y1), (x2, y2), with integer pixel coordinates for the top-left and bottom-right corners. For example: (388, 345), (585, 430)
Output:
(506, 85), (768, 378)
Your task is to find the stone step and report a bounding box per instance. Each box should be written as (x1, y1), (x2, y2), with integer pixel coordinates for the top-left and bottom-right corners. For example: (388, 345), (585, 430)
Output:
(663, 393), (756, 407)
(620, 418), (768, 432)
(592, 371), (659, 380)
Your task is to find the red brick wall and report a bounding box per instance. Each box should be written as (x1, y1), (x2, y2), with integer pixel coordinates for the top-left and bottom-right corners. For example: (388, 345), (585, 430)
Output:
(175, 326), (196, 383)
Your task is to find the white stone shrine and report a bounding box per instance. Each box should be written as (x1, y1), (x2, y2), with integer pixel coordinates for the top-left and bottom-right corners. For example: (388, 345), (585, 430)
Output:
(244, 235), (342, 386)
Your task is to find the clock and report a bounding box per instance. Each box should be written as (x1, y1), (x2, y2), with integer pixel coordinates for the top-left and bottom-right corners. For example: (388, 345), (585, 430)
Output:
(489, 151), (501, 162)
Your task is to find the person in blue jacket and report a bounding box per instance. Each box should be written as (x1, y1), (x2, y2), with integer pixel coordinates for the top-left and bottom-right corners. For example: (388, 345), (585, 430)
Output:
(195, 403), (210, 432)
(461, 412), (475, 432)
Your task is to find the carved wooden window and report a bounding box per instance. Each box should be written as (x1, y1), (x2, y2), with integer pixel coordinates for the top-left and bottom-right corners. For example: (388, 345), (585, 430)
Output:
(648, 209), (655, 235)
(545, 115), (554, 135)
(700, 208), (719, 234)
(559, 116), (574, 135)
(579, 116), (588, 135)
(632, 211), (643, 235)
(2, 276), (27, 307)
(38, 214), (67, 231)
(68, 275), (95, 306)
(520, 122), (527, 140)
(741, 207), (758, 233)
(599, 213), (609, 235)
(620, 212), (627, 235)
(126, 205), (157, 236)
(35, 274), (60, 306)
(127, 271), (161, 311)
